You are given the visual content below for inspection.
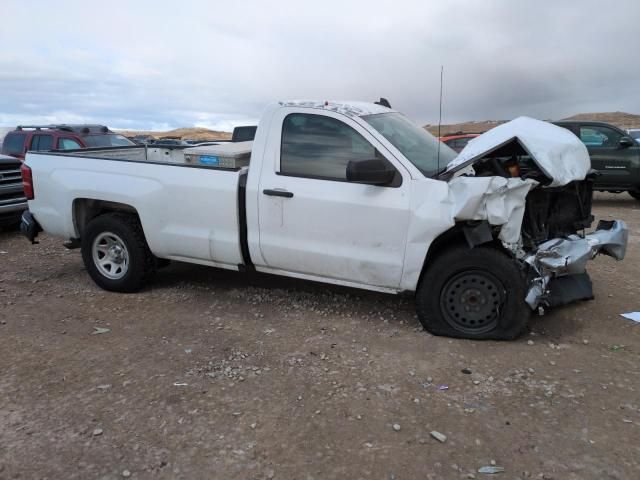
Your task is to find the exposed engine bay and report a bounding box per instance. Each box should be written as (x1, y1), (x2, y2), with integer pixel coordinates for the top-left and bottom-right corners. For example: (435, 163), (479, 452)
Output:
(470, 149), (595, 250)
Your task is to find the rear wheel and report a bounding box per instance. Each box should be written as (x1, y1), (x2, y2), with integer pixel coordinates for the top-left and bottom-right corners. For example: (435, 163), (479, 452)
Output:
(416, 246), (530, 340)
(81, 213), (155, 292)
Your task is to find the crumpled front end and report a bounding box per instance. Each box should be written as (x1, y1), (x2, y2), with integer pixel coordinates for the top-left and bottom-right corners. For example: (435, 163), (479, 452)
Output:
(524, 220), (628, 310)
(431, 116), (629, 313)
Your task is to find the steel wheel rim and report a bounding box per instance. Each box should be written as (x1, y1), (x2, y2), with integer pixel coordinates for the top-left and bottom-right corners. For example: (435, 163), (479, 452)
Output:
(92, 231), (130, 280)
(440, 270), (506, 335)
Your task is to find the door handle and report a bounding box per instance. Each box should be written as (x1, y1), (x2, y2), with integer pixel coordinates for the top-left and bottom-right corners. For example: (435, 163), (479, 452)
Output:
(263, 189), (294, 198)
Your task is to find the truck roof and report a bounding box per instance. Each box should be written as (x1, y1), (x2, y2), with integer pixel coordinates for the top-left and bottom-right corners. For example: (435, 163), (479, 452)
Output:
(278, 100), (395, 117)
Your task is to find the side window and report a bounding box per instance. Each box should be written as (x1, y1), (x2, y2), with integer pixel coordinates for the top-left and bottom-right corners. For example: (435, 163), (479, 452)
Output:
(30, 134), (53, 151)
(457, 138), (471, 149)
(1, 133), (26, 155)
(58, 138), (82, 150)
(280, 113), (378, 180)
(579, 126), (622, 147)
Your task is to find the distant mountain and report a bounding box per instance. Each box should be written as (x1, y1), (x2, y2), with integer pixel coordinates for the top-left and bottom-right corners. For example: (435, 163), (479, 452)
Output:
(116, 127), (231, 141)
(561, 111), (640, 129)
(425, 111), (640, 136)
(424, 120), (506, 136)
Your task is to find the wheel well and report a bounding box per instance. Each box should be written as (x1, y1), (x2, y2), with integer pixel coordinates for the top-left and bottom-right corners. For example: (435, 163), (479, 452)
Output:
(417, 222), (505, 289)
(73, 199), (139, 238)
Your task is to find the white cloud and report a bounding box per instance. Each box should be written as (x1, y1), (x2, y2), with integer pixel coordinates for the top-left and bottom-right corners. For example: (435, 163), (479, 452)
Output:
(0, 0), (639, 130)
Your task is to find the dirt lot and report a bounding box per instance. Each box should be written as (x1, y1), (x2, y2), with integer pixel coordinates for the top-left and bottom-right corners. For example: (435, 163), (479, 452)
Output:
(0, 193), (639, 480)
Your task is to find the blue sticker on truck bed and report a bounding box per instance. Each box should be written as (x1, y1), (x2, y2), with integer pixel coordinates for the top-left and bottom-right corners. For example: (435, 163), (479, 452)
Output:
(199, 155), (220, 165)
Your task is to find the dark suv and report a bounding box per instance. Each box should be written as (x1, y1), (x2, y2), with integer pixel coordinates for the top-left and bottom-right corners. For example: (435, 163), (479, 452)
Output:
(554, 121), (640, 200)
(1, 124), (134, 160)
(0, 153), (27, 227)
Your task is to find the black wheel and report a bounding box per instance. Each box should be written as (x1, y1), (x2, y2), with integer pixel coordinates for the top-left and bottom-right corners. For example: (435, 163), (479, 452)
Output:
(81, 213), (155, 292)
(416, 246), (530, 340)
(628, 190), (640, 200)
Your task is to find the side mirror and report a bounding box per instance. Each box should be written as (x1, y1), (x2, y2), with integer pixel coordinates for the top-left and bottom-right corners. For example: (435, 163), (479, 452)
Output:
(346, 158), (396, 186)
(620, 137), (635, 148)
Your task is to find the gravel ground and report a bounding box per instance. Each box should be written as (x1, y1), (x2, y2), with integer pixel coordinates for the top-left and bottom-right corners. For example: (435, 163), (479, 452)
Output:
(0, 192), (639, 480)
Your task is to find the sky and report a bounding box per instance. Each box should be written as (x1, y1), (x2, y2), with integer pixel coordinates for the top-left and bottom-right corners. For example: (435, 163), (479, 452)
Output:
(1, 0), (639, 131)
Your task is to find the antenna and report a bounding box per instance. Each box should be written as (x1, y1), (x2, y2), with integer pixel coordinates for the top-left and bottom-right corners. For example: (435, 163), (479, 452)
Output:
(436, 65), (444, 172)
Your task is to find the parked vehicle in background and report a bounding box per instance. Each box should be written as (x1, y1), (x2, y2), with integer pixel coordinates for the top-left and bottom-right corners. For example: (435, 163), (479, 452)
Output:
(0, 154), (27, 227)
(20, 100), (627, 340)
(439, 133), (480, 152)
(554, 121), (640, 200)
(626, 128), (640, 144)
(231, 126), (257, 143)
(1, 125), (135, 160)
(130, 134), (155, 145)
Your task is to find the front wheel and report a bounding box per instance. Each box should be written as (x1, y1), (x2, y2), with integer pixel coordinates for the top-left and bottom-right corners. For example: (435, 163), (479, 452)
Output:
(416, 246), (530, 340)
(81, 213), (155, 292)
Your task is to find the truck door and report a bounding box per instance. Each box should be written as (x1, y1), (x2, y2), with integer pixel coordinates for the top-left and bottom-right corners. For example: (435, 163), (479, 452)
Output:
(578, 124), (639, 188)
(256, 110), (411, 289)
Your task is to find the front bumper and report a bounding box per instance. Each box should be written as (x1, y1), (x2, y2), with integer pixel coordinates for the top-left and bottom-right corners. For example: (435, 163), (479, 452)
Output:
(0, 199), (28, 225)
(524, 219), (628, 309)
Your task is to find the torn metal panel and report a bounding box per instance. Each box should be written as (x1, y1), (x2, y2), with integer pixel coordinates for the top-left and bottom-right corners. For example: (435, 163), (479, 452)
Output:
(530, 236), (595, 276)
(524, 220), (628, 309)
(448, 176), (538, 243)
(401, 176), (538, 290)
(445, 117), (591, 187)
(585, 220), (628, 260)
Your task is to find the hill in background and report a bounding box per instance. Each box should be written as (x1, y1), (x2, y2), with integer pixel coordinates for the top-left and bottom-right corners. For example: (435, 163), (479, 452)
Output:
(425, 111), (640, 136)
(117, 127), (231, 141)
(561, 111), (640, 128)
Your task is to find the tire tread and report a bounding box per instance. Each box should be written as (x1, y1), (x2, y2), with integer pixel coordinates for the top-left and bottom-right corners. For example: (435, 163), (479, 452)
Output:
(416, 245), (529, 340)
(81, 212), (155, 292)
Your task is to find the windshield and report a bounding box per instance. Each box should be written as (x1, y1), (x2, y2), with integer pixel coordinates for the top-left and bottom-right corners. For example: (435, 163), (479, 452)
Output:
(629, 130), (640, 140)
(363, 112), (457, 176)
(83, 134), (135, 148)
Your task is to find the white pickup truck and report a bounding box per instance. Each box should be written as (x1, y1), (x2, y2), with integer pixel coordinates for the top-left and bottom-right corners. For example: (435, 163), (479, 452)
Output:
(20, 100), (628, 340)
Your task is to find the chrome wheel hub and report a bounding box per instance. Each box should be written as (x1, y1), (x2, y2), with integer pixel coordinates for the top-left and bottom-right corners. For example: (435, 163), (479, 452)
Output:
(92, 232), (129, 280)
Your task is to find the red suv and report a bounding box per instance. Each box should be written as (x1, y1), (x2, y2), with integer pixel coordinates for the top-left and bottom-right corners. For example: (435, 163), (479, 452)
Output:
(1, 124), (134, 160)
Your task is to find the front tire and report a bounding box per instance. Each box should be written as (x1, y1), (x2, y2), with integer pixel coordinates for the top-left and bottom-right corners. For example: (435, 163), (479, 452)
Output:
(416, 246), (530, 340)
(81, 213), (155, 292)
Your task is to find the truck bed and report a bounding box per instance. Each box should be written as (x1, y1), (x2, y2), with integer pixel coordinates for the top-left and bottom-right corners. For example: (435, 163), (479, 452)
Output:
(24, 150), (248, 270)
(56, 144), (244, 167)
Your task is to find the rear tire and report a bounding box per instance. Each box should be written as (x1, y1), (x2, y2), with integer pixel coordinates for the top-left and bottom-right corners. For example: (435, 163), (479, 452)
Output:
(416, 246), (530, 340)
(81, 213), (155, 292)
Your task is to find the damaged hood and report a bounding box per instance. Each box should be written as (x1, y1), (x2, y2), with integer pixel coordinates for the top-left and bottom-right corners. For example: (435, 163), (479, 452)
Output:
(445, 117), (590, 187)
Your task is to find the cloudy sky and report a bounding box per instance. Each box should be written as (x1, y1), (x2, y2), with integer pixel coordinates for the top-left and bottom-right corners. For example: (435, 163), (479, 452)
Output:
(1, 0), (639, 131)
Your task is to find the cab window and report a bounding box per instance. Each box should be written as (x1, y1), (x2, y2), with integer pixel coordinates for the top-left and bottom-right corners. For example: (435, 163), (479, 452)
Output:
(1, 132), (26, 156)
(579, 126), (622, 147)
(58, 138), (82, 150)
(280, 113), (378, 181)
(30, 134), (54, 151)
